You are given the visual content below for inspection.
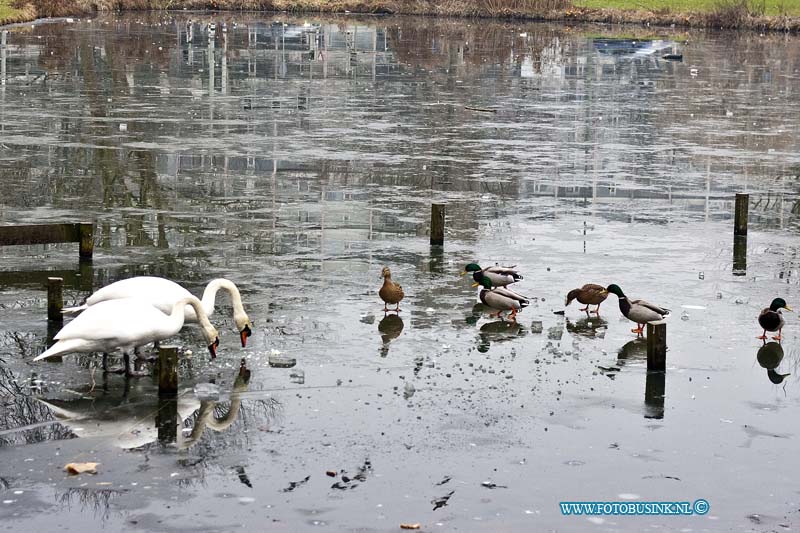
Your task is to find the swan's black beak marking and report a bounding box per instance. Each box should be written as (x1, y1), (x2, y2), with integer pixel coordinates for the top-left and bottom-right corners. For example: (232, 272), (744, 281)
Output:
(240, 324), (252, 348)
(208, 337), (220, 359)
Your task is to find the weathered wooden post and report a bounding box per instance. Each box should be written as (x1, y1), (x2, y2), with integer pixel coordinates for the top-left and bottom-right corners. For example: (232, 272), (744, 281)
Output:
(734, 193), (749, 236)
(430, 204), (445, 246)
(79, 223), (94, 261)
(158, 345), (179, 396)
(646, 320), (667, 372)
(733, 235), (747, 277)
(47, 277), (64, 321)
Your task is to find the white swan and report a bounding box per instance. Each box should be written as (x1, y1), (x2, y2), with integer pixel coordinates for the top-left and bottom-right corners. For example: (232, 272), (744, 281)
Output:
(35, 296), (220, 377)
(63, 277), (253, 347)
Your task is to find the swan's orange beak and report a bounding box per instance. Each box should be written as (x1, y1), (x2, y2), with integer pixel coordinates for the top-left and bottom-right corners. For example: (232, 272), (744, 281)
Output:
(208, 337), (219, 359)
(240, 325), (252, 348)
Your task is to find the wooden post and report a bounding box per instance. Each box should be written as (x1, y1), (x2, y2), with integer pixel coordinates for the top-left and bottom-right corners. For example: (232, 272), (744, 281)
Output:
(734, 193), (749, 236)
(47, 277), (63, 321)
(430, 204), (445, 246)
(733, 235), (747, 277)
(78, 223), (93, 261)
(158, 345), (179, 397)
(646, 320), (667, 371)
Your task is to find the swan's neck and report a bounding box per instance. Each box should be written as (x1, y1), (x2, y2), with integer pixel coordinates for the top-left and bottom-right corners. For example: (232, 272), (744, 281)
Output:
(171, 297), (204, 332)
(202, 279), (245, 315)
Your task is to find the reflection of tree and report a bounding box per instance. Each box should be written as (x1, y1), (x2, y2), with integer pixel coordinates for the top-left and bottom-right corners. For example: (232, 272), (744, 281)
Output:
(0, 339), (76, 447)
(56, 487), (127, 523)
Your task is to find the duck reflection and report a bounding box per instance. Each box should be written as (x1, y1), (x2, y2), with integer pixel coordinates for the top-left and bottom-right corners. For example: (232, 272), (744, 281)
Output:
(617, 338), (647, 367)
(476, 319), (526, 353)
(566, 316), (608, 338)
(756, 342), (791, 385)
(378, 313), (404, 357)
(465, 303), (491, 326)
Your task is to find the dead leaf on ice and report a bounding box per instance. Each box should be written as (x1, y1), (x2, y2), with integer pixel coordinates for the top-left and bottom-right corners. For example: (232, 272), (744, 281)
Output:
(64, 462), (100, 475)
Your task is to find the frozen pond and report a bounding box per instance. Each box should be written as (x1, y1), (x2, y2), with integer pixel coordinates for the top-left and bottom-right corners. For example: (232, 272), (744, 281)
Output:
(1, 12), (800, 531)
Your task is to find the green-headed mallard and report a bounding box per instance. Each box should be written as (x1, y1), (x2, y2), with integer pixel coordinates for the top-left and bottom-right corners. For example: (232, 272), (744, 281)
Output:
(565, 284), (608, 314)
(462, 262), (522, 288)
(606, 284), (670, 337)
(758, 297), (792, 342)
(379, 266), (404, 313)
(477, 277), (529, 321)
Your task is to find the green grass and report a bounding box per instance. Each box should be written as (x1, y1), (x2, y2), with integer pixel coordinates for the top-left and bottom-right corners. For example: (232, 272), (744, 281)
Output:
(0, 0), (24, 23)
(574, 0), (800, 16)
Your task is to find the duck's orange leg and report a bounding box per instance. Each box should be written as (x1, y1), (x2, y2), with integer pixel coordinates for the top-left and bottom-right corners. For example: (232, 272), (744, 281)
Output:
(772, 328), (782, 342)
(579, 306), (590, 312)
(592, 304), (601, 315)
(757, 330), (767, 340)
(395, 304), (401, 313)
(631, 324), (644, 336)
(509, 308), (518, 322)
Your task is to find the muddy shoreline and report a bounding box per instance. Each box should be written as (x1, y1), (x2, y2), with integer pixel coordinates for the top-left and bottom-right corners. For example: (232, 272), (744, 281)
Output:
(3, 0), (800, 32)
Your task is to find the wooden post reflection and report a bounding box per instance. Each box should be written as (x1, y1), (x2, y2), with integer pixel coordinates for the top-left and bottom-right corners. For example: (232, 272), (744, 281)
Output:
(156, 397), (179, 446)
(733, 235), (747, 276)
(734, 193), (749, 236)
(644, 371), (665, 419)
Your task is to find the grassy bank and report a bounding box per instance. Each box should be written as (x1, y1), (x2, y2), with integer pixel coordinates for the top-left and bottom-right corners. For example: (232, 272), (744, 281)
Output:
(2, 0), (800, 32)
(577, 0), (800, 16)
(0, 0), (34, 24)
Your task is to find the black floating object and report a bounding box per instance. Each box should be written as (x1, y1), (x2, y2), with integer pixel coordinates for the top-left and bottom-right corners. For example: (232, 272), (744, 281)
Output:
(481, 481), (508, 489)
(282, 475), (310, 492)
(663, 53), (683, 61)
(432, 490), (455, 511)
(331, 481), (349, 490)
(236, 466), (252, 488)
(436, 476), (452, 486)
(553, 310), (565, 315)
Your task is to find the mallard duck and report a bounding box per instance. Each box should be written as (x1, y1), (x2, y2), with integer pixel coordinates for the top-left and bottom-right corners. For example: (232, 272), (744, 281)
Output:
(477, 277), (529, 321)
(565, 284), (608, 314)
(379, 266), (404, 312)
(606, 284), (670, 337)
(758, 298), (792, 342)
(462, 262), (522, 288)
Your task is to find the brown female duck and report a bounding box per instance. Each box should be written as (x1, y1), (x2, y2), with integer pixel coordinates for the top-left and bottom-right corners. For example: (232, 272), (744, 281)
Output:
(379, 266), (405, 313)
(565, 284), (608, 314)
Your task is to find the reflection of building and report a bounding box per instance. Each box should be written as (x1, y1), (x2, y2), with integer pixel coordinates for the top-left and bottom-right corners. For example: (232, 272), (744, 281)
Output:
(0, 14), (796, 251)
(174, 21), (398, 91)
